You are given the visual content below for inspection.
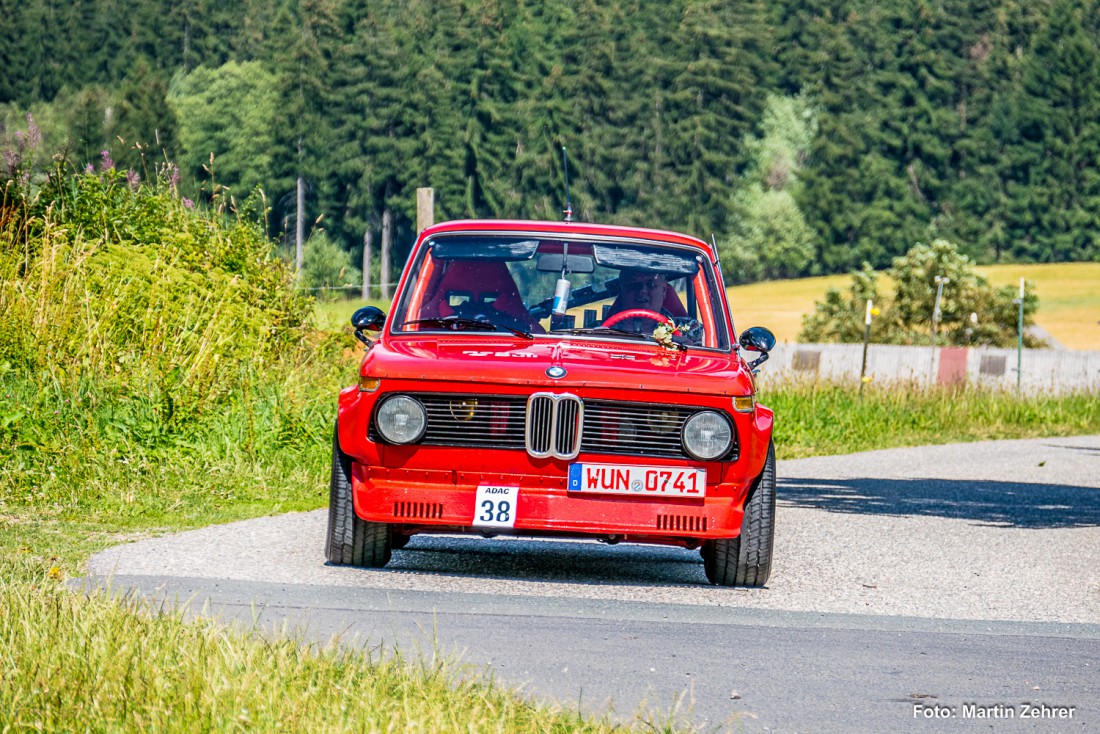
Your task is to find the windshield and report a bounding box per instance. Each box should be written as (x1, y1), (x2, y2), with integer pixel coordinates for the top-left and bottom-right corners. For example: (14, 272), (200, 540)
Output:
(392, 234), (730, 350)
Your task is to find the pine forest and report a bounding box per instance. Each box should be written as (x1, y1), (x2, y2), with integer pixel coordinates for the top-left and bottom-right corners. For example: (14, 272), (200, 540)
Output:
(2, 0), (1099, 288)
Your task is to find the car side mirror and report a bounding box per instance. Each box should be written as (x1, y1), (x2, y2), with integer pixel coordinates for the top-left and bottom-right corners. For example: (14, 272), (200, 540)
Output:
(738, 326), (775, 371)
(351, 306), (386, 347)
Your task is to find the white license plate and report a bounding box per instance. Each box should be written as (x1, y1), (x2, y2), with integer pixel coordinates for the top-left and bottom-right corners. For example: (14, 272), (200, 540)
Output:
(568, 463), (706, 497)
(473, 485), (519, 528)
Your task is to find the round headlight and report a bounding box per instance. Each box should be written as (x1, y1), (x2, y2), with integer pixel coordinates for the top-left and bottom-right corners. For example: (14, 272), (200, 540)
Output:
(681, 411), (732, 461)
(375, 395), (427, 444)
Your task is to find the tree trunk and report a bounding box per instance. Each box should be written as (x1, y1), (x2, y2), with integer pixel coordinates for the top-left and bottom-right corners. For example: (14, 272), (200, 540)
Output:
(380, 207), (392, 300)
(295, 174), (305, 276)
(362, 228), (372, 301)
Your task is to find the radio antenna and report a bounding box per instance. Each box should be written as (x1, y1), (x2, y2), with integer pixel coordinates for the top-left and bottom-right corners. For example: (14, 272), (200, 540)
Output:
(561, 145), (573, 222)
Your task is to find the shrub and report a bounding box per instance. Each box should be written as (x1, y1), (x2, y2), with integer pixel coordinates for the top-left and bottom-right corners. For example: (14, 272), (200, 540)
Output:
(299, 231), (362, 302)
(800, 239), (1042, 347)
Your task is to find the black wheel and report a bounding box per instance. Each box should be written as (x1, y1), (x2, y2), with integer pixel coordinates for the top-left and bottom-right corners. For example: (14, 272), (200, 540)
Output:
(703, 441), (776, 587)
(325, 423), (392, 567)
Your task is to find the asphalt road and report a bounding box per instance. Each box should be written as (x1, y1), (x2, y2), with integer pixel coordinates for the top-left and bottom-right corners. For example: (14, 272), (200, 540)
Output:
(86, 436), (1100, 733)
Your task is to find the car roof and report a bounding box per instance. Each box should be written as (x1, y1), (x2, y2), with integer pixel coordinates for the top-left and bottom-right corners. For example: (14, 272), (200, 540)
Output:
(417, 219), (717, 259)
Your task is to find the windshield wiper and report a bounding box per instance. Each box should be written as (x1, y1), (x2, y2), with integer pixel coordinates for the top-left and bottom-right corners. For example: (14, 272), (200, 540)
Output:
(551, 326), (649, 340)
(552, 326), (687, 351)
(402, 316), (533, 339)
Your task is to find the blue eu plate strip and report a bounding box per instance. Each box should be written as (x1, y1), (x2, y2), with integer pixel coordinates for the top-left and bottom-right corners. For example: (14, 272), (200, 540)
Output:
(568, 463), (582, 491)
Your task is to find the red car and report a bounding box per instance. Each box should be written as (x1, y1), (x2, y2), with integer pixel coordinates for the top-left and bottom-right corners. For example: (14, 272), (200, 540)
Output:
(327, 219), (777, 586)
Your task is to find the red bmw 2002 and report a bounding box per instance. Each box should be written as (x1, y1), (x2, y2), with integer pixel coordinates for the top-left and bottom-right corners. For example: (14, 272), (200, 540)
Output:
(327, 219), (777, 586)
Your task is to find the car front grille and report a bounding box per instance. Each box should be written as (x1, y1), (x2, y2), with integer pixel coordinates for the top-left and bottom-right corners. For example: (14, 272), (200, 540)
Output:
(581, 400), (698, 458)
(380, 392), (738, 461)
(526, 393), (583, 459)
(418, 395), (527, 449)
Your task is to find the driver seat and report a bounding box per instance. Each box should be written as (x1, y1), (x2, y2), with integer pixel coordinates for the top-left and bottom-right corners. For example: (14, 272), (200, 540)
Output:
(420, 260), (543, 332)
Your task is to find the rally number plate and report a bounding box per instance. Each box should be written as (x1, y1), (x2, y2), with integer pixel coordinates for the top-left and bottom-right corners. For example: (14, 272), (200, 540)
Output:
(473, 485), (519, 528)
(568, 463), (706, 497)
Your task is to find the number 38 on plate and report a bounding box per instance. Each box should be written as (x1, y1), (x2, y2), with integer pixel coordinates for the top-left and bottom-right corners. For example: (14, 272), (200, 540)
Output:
(473, 485), (519, 528)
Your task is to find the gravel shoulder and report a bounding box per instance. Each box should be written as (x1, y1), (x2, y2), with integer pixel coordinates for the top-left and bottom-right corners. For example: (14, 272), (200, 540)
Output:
(88, 435), (1100, 624)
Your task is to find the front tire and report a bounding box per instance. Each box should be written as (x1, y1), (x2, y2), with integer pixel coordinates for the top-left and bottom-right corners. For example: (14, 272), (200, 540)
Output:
(703, 441), (776, 587)
(325, 423), (392, 567)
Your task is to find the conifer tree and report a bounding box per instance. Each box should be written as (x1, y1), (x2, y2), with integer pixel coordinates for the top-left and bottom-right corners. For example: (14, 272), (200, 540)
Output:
(267, 0), (342, 245)
(1007, 0), (1100, 261)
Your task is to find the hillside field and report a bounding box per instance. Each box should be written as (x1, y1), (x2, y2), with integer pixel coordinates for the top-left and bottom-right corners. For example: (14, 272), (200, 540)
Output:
(729, 262), (1100, 350)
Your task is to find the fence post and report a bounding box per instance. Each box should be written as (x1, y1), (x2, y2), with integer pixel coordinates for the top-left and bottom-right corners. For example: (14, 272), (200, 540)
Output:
(1016, 277), (1024, 393)
(417, 187), (434, 234)
(860, 299), (873, 396)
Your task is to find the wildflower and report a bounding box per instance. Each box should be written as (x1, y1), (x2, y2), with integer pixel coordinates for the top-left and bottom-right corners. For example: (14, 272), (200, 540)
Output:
(168, 163), (180, 189)
(182, 197), (194, 209)
(84, 163), (95, 174)
(48, 566), (63, 581)
(99, 149), (115, 172)
(125, 169), (140, 189)
(3, 150), (17, 176)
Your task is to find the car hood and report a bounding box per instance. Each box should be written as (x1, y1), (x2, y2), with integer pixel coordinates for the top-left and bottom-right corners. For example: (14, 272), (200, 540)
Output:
(362, 336), (753, 396)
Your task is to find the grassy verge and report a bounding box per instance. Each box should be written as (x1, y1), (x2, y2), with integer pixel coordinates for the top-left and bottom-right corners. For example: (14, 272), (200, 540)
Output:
(0, 558), (639, 734)
(1, 368), (690, 733)
(765, 382), (1100, 459)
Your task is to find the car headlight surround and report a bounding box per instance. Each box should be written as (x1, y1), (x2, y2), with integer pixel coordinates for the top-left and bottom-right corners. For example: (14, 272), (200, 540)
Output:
(681, 410), (732, 461)
(375, 395), (427, 445)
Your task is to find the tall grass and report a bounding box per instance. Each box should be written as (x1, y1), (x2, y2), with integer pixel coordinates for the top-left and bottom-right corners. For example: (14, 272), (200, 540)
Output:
(1, 165), (340, 567)
(1, 166), (314, 428)
(0, 564), (644, 734)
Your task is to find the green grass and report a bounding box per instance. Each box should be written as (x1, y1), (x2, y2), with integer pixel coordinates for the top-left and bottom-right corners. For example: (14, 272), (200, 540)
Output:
(0, 557), (647, 734)
(312, 296), (394, 332)
(11, 170), (660, 734)
(726, 262), (1100, 349)
(765, 382), (1100, 459)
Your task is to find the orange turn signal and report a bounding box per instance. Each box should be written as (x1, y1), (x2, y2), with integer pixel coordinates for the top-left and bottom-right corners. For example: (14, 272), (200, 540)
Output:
(732, 395), (755, 413)
(358, 376), (381, 392)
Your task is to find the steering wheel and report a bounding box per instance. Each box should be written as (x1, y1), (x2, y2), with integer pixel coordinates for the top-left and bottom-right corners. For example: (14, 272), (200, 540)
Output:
(602, 308), (674, 329)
